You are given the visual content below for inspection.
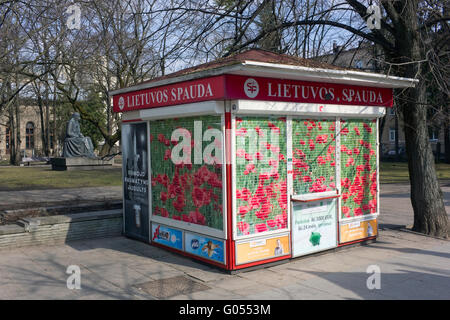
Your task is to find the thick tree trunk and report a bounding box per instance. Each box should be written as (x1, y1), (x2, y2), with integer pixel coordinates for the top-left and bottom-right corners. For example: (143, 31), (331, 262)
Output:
(400, 81), (448, 237)
(389, 0), (448, 238)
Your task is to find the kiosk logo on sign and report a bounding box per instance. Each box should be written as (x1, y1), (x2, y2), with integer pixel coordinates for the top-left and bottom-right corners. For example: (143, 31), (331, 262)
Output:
(244, 78), (259, 98)
(118, 96), (125, 110)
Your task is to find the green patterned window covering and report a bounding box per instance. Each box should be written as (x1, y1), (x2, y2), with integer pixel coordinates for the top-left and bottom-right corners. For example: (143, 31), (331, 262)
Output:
(340, 119), (377, 219)
(235, 116), (288, 236)
(292, 119), (337, 195)
(150, 115), (224, 230)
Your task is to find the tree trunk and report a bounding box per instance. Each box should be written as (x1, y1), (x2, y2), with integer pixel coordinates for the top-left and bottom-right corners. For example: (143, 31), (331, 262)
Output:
(258, 0), (282, 52)
(38, 95), (48, 157)
(44, 85), (50, 157)
(389, 0), (448, 238)
(445, 108), (450, 164)
(395, 109), (400, 161)
(13, 98), (21, 164)
(399, 80), (448, 237)
(99, 139), (114, 157)
(8, 111), (16, 164)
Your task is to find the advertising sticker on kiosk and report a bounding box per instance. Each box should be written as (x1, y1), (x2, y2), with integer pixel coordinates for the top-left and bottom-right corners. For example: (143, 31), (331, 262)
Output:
(339, 218), (378, 243)
(185, 232), (225, 264)
(291, 197), (338, 257)
(122, 122), (150, 242)
(151, 223), (183, 251)
(235, 233), (290, 265)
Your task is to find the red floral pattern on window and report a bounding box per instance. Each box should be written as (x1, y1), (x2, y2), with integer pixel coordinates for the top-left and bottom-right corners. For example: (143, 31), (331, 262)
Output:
(235, 117), (288, 236)
(150, 116), (223, 230)
(292, 119), (337, 194)
(340, 119), (377, 218)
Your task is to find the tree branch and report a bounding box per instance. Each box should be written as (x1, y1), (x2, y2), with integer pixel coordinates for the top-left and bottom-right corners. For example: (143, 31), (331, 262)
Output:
(227, 18), (395, 55)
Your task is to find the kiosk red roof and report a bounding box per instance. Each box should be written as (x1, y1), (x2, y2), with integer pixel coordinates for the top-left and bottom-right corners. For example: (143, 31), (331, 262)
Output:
(140, 49), (349, 85)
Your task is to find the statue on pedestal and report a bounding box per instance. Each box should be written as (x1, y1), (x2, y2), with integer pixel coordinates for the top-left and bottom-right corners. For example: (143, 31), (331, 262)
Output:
(63, 112), (96, 158)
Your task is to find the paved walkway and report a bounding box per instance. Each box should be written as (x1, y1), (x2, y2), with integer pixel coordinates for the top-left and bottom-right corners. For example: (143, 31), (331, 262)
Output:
(0, 228), (448, 300)
(0, 182), (448, 299)
(379, 181), (450, 228)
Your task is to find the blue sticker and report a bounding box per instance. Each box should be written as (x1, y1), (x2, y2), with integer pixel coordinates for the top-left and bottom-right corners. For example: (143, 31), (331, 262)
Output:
(184, 232), (225, 264)
(151, 224), (183, 250)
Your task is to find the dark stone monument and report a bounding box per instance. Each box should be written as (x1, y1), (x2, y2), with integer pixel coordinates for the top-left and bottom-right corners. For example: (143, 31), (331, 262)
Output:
(63, 112), (96, 158)
(50, 113), (113, 170)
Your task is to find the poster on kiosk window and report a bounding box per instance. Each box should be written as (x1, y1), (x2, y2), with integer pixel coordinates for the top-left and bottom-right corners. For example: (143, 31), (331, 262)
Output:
(122, 122), (149, 242)
(291, 199), (338, 257)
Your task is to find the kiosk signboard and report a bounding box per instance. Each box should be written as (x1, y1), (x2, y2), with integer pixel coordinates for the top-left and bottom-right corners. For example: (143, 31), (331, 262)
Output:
(292, 198), (338, 257)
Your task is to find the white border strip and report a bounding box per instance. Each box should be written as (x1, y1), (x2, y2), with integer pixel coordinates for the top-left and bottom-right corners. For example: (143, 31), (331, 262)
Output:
(231, 113), (237, 240)
(234, 100), (386, 118)
(138, 100), (224, 121)
(221, 112), (228, 240)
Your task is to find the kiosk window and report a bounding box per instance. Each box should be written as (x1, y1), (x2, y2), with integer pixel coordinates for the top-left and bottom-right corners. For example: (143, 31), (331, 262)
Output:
(292, 119), (337, 195)
(340, 119), (377, 218)
(235, 116), (288, 236)
(150, 115), (224, 231)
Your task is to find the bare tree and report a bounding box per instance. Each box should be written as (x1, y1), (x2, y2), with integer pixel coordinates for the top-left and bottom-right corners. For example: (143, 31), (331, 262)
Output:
(191, 0), (449, 237)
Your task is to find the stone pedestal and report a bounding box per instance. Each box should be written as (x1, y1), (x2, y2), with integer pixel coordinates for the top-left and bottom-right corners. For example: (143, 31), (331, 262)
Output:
(50, 157), (114, 171)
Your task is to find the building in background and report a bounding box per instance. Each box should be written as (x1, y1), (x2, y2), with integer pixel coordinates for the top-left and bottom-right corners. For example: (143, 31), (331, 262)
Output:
(0, 105), (58, 161)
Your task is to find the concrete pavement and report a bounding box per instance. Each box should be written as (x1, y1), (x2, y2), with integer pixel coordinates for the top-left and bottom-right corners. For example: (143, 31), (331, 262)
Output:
(0, 181), (448, 300)
(379, 181), (450, 228)
(0, 228), (448, 300)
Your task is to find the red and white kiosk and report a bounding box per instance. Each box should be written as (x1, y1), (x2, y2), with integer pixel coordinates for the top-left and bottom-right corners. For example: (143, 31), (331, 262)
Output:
(110, 49), (417, 271)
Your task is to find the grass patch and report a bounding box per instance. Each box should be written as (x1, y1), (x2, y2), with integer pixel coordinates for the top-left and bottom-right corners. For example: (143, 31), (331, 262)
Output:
(0, 162), (448, 190)
(380, 162), (450, 184)
(0, 166), (122, 191)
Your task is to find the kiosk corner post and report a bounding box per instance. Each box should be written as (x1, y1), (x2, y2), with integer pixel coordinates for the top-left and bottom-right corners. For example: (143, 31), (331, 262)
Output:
(225, 105), (235, 270)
